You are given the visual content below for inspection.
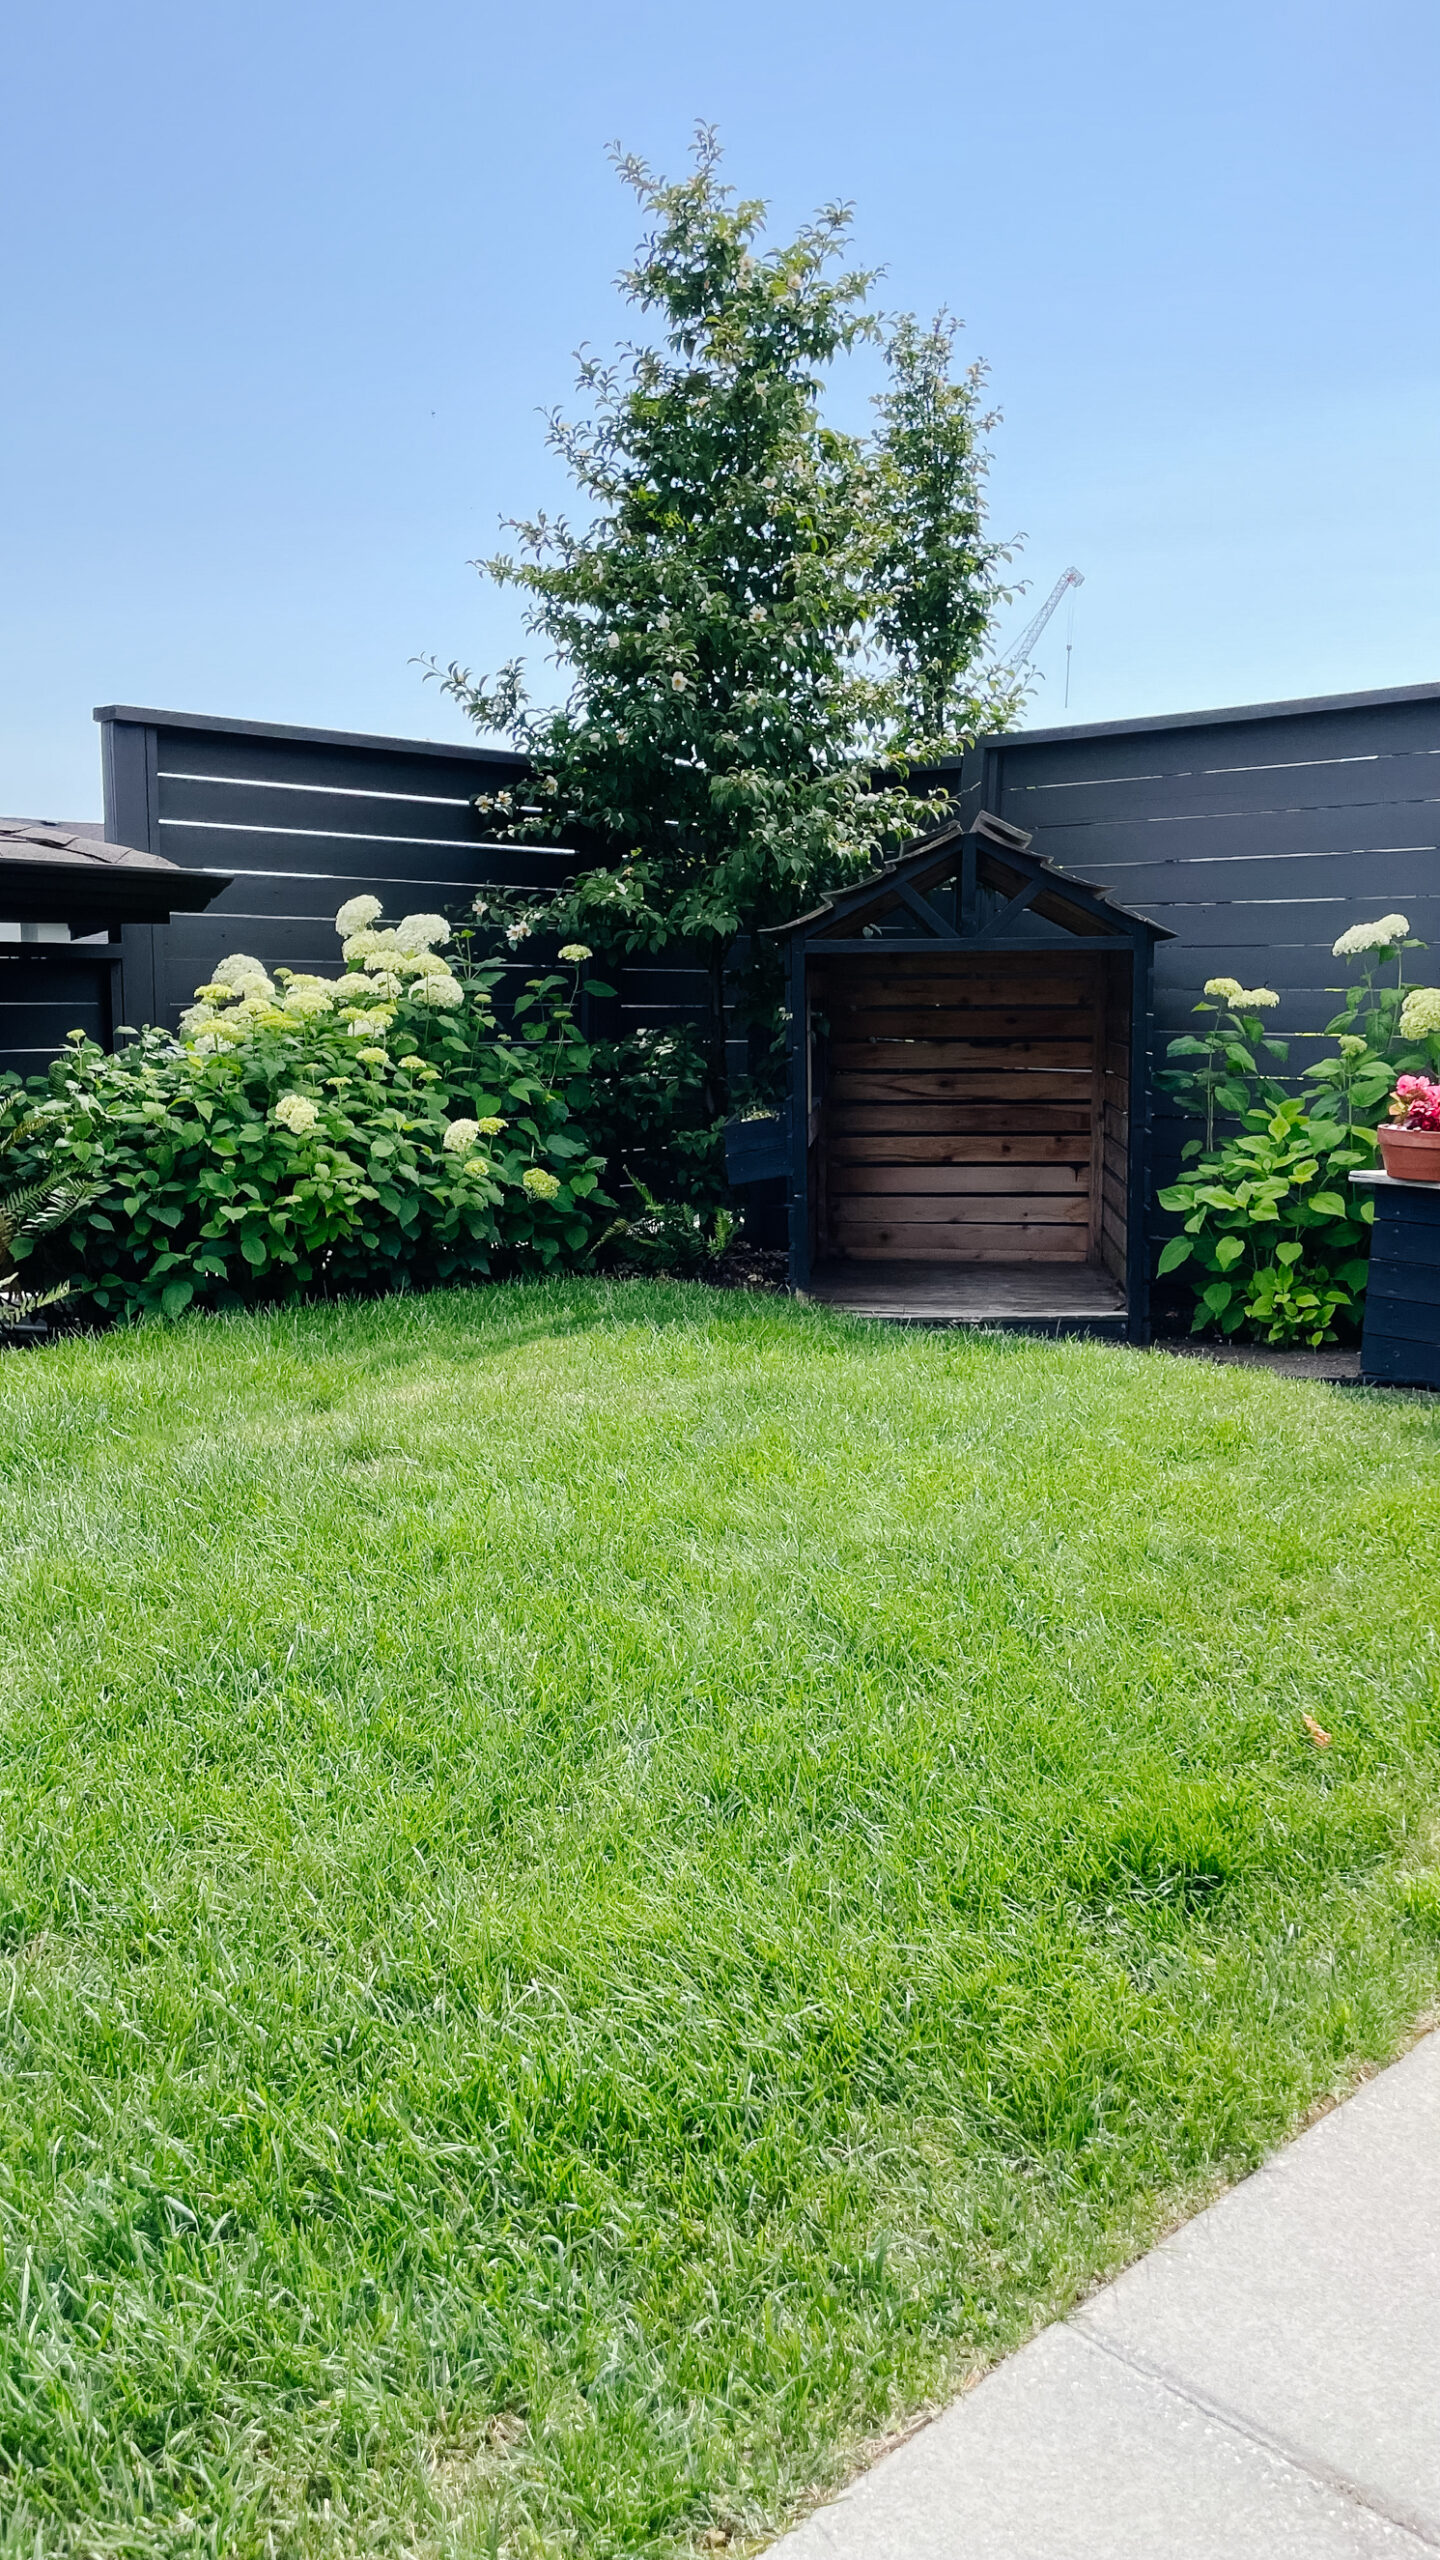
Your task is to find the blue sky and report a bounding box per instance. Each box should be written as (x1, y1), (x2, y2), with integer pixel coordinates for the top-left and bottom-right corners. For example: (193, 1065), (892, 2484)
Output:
(4, 0), (1437, 816)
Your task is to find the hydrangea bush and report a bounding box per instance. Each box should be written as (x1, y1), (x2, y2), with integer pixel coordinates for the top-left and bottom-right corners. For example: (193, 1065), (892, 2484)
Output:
(0, 905), (608, 1318)
(1156, 912), (1440, 1345)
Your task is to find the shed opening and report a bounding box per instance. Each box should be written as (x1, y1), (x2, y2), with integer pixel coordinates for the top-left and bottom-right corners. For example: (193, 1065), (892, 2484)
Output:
(768, 814), (1169, 1337)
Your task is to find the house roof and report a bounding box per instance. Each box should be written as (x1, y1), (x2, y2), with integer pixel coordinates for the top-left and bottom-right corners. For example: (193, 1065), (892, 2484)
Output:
(0, 819), (232, 923)
(767, 810), (1173, 946)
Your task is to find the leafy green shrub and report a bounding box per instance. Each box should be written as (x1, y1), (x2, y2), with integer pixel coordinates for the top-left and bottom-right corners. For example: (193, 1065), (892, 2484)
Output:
(0, 1114), (104, 1315)
(597, 1174), (736, 1275)
(1156, 921), (1440, 1345)
(1157, 1098), (1374, 1348)
(1159, 977), (1289, 1149)
(583, 1022), (729, 1208)
(1304, 915), (1435, 1133)
(2, 904), (609, 1319)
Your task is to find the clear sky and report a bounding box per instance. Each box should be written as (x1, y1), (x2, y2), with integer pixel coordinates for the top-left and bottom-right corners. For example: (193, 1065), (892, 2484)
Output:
(4, 0), (1438, 817)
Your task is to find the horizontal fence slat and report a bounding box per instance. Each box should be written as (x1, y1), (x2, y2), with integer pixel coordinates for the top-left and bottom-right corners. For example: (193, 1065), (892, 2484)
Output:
(830, 1102), (1093, 1135)
(1003, 747), (1440, 828)
(0, 958), (115, 1003)
(1062, 848), (1440, 906)
(1141, 899), (1440, 954)
(1367, 1267), (1440, 1310)
(157, 822), (576, 892)
(829, 1037), (1093, 1072)
(830, 1164), (1089, 1198)
(993, 701), (1440, 793)
(835, 1226), (1089, 1261)
(156, 728), (526, 801)
(831, 1070), (1094, 1103)
(824, 1004), (1095, 1040)
(833, 1193), (1090, 1227)
(158, 775), (538, 846)
(810, 963), (1098, 1004)
(830, 1131), (1092, 1164)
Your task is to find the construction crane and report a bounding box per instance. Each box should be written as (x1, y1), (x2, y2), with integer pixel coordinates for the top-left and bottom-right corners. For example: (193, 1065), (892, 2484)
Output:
(1003, 566), (1085, 673)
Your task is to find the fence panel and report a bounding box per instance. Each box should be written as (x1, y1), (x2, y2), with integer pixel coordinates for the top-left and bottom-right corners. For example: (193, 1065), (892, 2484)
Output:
(974, 682), (1440, 1197)
(90, 685), (1440, 1245)
(95, 706), (714, 1050)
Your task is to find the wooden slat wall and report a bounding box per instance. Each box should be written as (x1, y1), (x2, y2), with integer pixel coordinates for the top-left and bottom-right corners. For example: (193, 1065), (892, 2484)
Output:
(814, 954), (1103, 1263)
(1097, 954), (1130, 1286)
(0, 946), (115, 1080)
(970, 682), (1440, 1197)
(94, 710), (712, 1050)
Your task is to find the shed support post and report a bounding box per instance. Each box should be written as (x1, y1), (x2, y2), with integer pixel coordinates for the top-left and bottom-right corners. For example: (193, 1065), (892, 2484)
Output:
(786, 940), (810, 1293)
(1126, 936), (1154, 1343)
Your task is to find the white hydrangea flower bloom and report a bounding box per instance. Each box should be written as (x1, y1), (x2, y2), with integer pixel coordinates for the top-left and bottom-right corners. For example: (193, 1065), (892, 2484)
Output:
(522, 1165), (561, 1199)
(1203, 977), (1244, 1001)
(179, 1002), (218, 1037)
(392, 913), (451, 954)
(442, 1118), (481, 1153)
(335, 894), (384, 937)
(1400, 987), (1440, 1038)
(213, 953), (275, 999)
(409, 973), (463, 1008)
(282, 981), (340, 1017)
(1333, 914), (1411, 957)
(558, 943), (592, 963)
(273, 1093), (320, 1135)
(362, 969), (404, 999)
(341, 927), (401, 965)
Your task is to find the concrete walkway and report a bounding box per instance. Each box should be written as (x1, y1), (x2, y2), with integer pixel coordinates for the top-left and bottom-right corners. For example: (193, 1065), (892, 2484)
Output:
(769, 2031), (1440, 2558)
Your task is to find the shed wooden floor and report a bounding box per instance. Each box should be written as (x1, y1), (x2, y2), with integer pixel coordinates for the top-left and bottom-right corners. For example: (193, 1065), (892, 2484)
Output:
(805, 1258), (1128, 1332)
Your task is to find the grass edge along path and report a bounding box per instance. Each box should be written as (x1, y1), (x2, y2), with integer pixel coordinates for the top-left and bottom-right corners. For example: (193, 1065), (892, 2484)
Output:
(0, 1280), (1437, 2559)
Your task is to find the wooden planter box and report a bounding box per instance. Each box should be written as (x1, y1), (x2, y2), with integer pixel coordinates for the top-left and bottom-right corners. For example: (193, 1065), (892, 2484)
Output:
(1351, 1170), (1440, 1387)
(724, 1112), (791, 1187)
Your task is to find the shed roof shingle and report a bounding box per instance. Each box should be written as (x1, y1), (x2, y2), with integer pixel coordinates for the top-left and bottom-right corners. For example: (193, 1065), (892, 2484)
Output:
(0, 820), (230, 920)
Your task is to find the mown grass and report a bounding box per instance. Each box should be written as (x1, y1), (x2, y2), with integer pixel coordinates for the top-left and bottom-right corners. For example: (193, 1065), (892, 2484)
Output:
(1, 1280), (1438, 2558)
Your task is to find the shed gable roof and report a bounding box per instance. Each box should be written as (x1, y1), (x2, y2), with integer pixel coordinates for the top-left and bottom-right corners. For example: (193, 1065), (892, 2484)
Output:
(768, 811), (1173, 947)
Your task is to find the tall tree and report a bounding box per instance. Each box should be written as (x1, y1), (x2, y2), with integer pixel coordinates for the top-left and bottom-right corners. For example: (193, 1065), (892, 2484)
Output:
(869, 312), (1020, 753)
(432, 131), (1021, 1115)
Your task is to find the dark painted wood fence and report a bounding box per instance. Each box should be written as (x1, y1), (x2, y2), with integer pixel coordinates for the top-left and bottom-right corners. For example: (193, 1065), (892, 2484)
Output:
(960, 678), (1440, 1187)
(95, 706), (710, 1041)
(0, 941), (119, 1080)
(87, 683), (1440, 1254)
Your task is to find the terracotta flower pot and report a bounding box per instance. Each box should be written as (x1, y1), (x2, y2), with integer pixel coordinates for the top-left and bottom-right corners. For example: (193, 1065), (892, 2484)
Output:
(1378, 1125), (1440, 1183)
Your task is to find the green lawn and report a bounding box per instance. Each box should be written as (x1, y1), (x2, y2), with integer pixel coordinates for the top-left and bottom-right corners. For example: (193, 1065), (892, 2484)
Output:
(2, 1283), (1438, 2559)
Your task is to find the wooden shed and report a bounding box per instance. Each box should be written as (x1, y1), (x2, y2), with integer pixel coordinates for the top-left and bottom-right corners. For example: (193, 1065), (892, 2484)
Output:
(767, 812), (1172, 1339)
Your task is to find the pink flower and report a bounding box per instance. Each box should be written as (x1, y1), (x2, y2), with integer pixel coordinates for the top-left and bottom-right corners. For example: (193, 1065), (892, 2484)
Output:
(1391, 1074), (1440, 1131)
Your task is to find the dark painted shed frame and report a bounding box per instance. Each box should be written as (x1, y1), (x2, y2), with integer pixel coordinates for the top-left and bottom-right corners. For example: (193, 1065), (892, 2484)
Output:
(767, 811), (1173, 1339)
(0, 820), (231, 1081)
